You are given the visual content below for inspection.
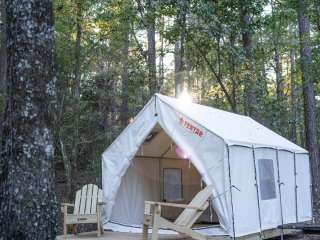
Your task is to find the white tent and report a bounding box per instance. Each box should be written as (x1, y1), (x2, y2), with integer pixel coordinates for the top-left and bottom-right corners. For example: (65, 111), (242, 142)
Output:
(101, 94), (312, 237)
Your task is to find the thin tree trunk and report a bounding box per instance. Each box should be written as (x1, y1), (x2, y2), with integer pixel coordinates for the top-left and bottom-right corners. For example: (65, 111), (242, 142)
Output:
(71, 1), (82, 189)
(174, 10), (186, 98)
(120, 31), (130, 126)
(158, 16), (164, 92)
(59, 130), (72, 199)
(0, 0), (58, 238)
(147, 0), (157, 96)
(228, 33), (238, 113)
(289, 47), (298, 143)
(175, 40), (184, 97)
(297, 0), (320, 222)
(272, 0), (286, 134)
(240, 2), (259, 120)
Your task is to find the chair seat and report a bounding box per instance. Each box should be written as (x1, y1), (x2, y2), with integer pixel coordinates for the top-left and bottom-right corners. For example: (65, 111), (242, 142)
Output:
(65, 214), (98, 224)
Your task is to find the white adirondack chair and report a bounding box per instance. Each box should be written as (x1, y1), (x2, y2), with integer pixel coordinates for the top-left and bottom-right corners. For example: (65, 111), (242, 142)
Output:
(61, 184), (105, 238)
(143, 185), (213, 240)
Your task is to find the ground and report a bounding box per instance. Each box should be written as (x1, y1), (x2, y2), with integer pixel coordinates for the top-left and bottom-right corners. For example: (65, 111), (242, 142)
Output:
(56, 231), (320, 240)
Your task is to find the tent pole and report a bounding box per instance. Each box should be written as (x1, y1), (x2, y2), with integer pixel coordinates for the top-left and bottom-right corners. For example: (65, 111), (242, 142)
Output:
(251, 146), (262, 240)
(275, 149), (284, 240)
(226, 144), (236, 239)
(293, 152), (298, 223)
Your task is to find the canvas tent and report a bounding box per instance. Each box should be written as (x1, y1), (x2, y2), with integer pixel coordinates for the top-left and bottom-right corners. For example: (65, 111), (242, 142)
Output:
(101, 94), (312, 237)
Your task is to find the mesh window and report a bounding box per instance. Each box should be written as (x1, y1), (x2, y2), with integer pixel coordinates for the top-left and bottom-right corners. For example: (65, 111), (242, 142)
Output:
(258, 159), (277, 200)
(163, 168), (183, 201)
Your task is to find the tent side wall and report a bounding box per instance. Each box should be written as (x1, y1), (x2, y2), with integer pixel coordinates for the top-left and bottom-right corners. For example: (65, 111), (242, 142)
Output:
(228, 145), (261, 237)
(229, 146), (312, 237)
(295, 153), (312, 222)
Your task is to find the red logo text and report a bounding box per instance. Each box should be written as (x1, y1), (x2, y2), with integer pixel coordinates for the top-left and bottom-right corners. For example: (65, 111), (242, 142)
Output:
(179, 117), (204, 138)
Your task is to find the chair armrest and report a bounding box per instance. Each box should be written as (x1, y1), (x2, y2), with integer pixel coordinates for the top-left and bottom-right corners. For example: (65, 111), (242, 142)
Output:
(145, 201), (206, 211)
(61, 203), (75, 207)
(61, 203), (74, 213)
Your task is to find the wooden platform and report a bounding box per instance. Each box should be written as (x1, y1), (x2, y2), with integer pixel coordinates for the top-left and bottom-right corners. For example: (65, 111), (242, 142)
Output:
(283, 222), (320, 233)
(56, 228), (301, 240)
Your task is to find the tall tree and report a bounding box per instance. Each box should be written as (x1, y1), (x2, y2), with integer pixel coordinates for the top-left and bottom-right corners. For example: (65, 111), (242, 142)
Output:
(120, 31), (130, 126)
(70, 0), (83, 192)
(297, 0), (320, 221)
(0, 0), (6, 142)
(239, 1), (260, 120)
(174, 9), (186, 98)
(289, 24), (298, 143)
(0, 0), (5, 95)
(0, 0), (58, 238)
(147, 0), (157, 96)
(271, 1), (286, 134)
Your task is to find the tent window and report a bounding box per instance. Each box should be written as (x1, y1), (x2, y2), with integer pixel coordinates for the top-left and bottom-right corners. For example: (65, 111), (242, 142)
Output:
(163, 168), (183, 201)
(258, 159), (276, 200)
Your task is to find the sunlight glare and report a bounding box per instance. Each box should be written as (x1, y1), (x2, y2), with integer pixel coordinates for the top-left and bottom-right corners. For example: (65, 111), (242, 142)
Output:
(178, 91), (192, 103)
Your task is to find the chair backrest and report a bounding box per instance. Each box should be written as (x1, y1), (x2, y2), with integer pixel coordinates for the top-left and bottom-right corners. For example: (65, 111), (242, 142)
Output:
(73, 184), (103, 215)
(174, 185), (213, 227)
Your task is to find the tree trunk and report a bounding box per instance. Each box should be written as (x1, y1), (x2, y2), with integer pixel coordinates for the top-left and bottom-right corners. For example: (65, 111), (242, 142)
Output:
(240, 2), (259, 120)
(158, 16), (164, 92)
(228, 33), (238, 113)
(71, 1), (82, 189)
(0, 0), (6, 95)
(0, 0), (6, 145)
(174, 10), (186, 98)
(0, 0), (58, 238)
(289, 47), (298, 143)
(297, 0), (320, 222)
(120, 31), (130, 126)
(271, 0), (286, 135)
(147, 0), (157, 96)
(175, 40), (184, 97)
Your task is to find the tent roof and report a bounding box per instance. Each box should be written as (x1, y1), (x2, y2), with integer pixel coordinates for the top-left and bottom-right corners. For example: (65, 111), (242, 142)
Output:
(156, 94), (307, 153)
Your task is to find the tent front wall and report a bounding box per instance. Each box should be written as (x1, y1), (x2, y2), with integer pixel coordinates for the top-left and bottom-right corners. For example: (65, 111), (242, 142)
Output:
(229, 146), (312, 236)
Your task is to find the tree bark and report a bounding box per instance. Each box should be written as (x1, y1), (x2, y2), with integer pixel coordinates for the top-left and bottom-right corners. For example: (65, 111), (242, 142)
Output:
(271, 0), (286, 135)
(158, 16), (164, 92)
(0, 0), (6, 95)
(147, 0), (157, 96)
(0, 0), (6, 145)
(120, 31), (130, 126)
(239, 2), (260, 120)
(0, 0), (58, 238)
(297, 0), (320, 222)
(289, 47), (298, 143)
(175, 40), (184, 97)
(174, 10), (186, 98)
(71, 1), (82, 189)
(228, 33), (238, 113)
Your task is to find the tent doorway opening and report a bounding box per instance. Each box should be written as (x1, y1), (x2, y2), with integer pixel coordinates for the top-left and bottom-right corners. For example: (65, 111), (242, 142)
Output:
(110, 124), (218, 227)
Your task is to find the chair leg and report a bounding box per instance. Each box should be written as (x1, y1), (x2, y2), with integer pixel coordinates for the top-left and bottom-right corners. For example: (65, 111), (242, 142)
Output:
(97, 221), (101, 237)
(151, 206), (161, 240)
(63, 223), (67, 239)
(72, 224), (78, 235)
(143, 224), (149, 240)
